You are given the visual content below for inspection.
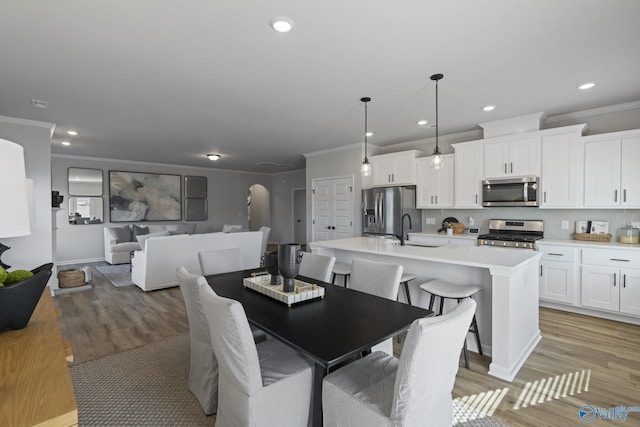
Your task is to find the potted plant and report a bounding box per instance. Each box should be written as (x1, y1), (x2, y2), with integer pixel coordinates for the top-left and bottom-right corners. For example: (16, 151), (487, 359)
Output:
(443, 221), (454, 236)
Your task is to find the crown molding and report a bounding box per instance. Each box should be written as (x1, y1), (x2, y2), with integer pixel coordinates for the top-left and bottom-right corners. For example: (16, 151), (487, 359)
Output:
(546, 100), (640, 123)
(303, 142), (372, 158)
(51, 153), (274, 175)
(0, 115), (56, 137)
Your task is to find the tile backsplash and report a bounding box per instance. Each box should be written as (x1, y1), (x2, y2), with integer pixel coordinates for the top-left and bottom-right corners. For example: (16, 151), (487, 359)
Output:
(419, 208), (640, 240)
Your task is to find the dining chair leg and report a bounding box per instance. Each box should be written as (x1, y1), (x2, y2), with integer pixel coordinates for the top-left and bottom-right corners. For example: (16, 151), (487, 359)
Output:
(470, 314), (483, 356)
(403, 282), (412, 306)
(462, 339), (470, 369)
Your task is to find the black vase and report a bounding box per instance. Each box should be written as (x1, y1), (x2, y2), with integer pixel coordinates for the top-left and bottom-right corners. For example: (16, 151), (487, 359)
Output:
(0, 264), (53, 331)
(278, 243), (302, 292)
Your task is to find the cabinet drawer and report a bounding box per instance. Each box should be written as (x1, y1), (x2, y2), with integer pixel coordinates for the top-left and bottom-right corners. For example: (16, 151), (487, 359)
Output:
(537, 245), (580, 263)
(582, 248), (640, 267)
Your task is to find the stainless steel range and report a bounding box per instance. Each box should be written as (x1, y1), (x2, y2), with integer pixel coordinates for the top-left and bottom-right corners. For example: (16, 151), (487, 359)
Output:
(477, 219), (544, 249)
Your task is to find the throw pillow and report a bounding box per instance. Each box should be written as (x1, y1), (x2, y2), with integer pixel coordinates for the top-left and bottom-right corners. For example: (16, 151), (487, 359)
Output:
(176, 223), (196, 235)
(108, 226), (131, 243)
(132, 224), (149, 240)
(136, 231), (170, 247)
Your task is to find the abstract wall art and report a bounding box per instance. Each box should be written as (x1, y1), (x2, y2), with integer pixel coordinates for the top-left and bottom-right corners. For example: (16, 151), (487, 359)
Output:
(109, 171), (181, 222)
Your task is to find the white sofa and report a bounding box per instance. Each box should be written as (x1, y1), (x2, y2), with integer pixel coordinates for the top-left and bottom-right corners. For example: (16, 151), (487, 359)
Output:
(104, 224), (194, 264)
(131, 231), (263, 291)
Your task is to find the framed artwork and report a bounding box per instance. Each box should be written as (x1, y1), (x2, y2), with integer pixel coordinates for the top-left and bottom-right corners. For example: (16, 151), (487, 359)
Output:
(184, 175), (207, 198)
(109, 171), (181, 222)
(185, 198), (207, 221)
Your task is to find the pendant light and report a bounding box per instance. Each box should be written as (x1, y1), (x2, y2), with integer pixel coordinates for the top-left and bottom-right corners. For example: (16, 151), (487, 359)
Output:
(360, 97), (372, 177)
(430, 73), (444, 170)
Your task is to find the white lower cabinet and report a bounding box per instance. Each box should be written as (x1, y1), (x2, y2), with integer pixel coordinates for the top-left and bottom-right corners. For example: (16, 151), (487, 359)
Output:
(581, 265), (620, 311)
(580, 248), (640, 316)
(620, 268), (640, 316)
(536, 243), (640, 321)
(538, 244), (579, 305)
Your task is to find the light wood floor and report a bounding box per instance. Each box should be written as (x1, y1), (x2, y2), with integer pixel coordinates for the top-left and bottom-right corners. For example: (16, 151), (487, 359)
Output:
(55, 263), (640, 426)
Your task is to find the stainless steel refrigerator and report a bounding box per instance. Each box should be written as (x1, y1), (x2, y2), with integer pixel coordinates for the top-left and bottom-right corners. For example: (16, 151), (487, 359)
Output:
(362, 186), (422, 239)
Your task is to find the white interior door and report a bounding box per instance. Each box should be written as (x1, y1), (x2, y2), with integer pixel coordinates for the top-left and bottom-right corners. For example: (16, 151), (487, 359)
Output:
(312, 177), (354, 242)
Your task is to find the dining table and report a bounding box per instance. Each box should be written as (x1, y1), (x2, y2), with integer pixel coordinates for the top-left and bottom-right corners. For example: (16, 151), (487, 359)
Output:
(205, 269), (432, 427)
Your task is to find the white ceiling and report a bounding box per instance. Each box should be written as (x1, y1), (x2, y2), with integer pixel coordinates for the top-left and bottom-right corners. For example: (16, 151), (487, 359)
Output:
(1, 0), (639, 173)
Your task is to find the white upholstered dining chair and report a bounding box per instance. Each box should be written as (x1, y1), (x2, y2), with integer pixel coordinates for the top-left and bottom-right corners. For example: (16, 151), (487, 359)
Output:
(322, 298), (477, 427)
(197, 249), (267, 343)
(198, 248), (243, 276)
(349, 258), (403, 355)
(176, 267), (219, 415)
(199, 284), (314, 427)
(298, 252), (336, 283)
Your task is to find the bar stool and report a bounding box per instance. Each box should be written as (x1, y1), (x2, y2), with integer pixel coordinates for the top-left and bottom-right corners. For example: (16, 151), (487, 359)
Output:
(398, 273), (416, 306)
(331, 262), (351, 287)
(419, 279), (483, 369)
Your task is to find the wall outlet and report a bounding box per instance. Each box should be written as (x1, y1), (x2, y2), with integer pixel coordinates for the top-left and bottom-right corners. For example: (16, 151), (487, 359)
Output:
(561, 220), (569, 230)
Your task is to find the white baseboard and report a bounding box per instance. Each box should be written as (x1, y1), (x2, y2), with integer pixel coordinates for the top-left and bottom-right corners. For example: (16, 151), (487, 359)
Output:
(57, 257), (105, 265)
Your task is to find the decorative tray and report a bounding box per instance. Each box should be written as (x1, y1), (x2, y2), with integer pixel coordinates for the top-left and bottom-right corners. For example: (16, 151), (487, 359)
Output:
(572, 233), (612, 242)
(243, 274), (325, 307)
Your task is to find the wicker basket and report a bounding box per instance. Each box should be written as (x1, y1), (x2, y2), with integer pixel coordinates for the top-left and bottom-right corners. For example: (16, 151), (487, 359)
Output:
(572, 233), (612, 242)
(58, 269), (87, 288)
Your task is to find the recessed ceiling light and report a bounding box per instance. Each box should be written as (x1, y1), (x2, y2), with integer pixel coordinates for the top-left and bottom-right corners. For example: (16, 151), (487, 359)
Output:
(482, 105), (496, 112)
(67, 130), (78, 136)
(417, 120), (428, 126)
(578, 82), (596, 90)
(270, 16), (295, 33)
(207, 154), (221, 161)
(365, 132), (373, 137)
(61, 141), (71, 146)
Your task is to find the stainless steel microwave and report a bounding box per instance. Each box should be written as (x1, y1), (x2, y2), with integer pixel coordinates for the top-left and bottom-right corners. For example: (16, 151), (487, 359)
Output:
(482, 177), (539, 207)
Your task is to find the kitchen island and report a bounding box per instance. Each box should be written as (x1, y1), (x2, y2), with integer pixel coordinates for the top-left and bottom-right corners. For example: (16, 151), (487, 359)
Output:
(310, 237), (543, 382)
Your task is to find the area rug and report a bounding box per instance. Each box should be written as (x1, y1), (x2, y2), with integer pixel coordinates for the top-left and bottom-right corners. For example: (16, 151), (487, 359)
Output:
(95, 264), (134, 287)
(70, 333), (211, 426)
(69, 333), (508, 426)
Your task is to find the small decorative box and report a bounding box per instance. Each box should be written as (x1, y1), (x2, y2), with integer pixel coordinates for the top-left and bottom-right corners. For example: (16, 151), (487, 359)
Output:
(243, 274), (325, 307)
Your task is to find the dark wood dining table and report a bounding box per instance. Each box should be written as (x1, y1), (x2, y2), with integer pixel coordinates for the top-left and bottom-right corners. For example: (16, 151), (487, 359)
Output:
(205, 269), (432, 427)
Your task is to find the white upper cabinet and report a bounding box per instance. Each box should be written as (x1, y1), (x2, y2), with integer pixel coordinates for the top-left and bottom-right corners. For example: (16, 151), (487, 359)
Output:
(452, 141), (484, 208)
(370, 150), (421, 186)
(483, 136), (540, 179)
(584, 130), (640, 208)
(416, 155), (454, 209)
(539, 125), (586, 208)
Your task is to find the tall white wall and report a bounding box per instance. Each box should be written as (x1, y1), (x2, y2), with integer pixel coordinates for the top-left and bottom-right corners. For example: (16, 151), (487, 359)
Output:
(269, 170), (306, 244)
(0, 116), (54, 273)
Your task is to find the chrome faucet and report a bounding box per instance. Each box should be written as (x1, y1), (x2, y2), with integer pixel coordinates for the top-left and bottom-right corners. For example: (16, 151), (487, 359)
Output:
(400, 213), (412, 246)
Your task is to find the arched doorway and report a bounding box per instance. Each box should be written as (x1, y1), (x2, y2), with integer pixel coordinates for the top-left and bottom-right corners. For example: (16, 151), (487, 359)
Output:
(248, 184), (270, 231)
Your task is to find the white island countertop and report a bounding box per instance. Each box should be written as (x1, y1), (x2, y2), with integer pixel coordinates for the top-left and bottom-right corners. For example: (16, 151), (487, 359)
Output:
(311, 237), (541, 274)
(311, 236), (543, 382)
